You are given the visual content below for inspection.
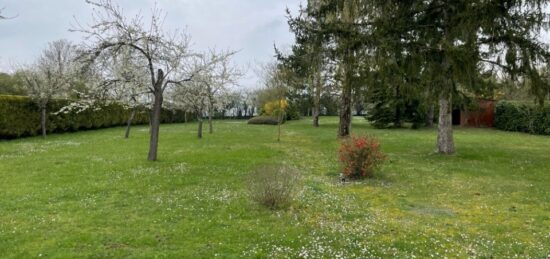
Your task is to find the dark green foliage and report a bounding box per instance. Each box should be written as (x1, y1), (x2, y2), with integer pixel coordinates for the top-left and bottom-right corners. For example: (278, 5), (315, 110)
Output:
(494, 102), (550, 135)
(285, 102), (302, 121)
(0, 95), (188, 139)
(247, 116), (282, 125)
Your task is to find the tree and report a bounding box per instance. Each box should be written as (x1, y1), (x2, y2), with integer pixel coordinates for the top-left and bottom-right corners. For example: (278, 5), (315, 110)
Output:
(283, 1), (328, 127)
(74, 0), (197, 161)
(198, 50), (240, 134)
(170, 71), (208, 139)
(18, 39), (77, 138)
(108, 48), (151, 139)
(286, 0), (371, 137)
(257, 61), (291, 142)
(370, 0), (550, 154)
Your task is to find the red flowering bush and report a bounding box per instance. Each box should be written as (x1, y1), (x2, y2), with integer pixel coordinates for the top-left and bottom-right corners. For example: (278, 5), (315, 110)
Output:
(338, 135), (386, 179)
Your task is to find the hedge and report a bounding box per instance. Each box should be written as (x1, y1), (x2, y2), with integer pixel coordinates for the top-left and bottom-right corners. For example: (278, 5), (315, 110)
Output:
(494, 101), (550, 135)
(247, 116), (282, 125)
(0, 95), (189, 139)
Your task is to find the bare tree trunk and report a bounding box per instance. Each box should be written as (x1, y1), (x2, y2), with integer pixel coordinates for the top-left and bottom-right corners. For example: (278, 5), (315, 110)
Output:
(313, 72), (321, 128)
(184, 112), (188, 123)
(338, 51), (353, 138)
(124, 108), (137, 139)
(197, 114), (203, 139)
(40, 106), (47, 138)
(208, 104), (213, 134)
(437, 92), (455, 154)
(147, 83), (164, 161)
(277, 112), (283, 142)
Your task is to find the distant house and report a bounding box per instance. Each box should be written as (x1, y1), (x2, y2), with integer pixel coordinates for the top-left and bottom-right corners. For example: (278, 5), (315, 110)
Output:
(453, 99), (495, 127)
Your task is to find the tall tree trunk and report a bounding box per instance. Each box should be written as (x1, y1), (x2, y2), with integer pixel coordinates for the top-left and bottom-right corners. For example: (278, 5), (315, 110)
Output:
(197, 114), (203, 139)
(40, 106), (47, 138)
(437, 92), (455, 154)
(338, 51), (353, 137)
(147, 75), (164, 161)
(338, 83), (352, 138)
(208, 104), (213, 134)
(184, 112), (188, 123)
(313, 72), (321, 127)
(124, 108), (137, 139)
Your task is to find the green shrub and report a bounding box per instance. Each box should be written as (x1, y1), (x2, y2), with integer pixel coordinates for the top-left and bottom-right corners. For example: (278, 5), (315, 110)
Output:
(285, 103), (302, 121)
(0, 95), (188, 139)
(494, 102), (550, 135)
(247, 116), (282, 125)
(246, 164), (301, 210)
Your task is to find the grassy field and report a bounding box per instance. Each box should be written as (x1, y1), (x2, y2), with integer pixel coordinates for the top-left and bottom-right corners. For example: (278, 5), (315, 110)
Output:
(1, 117), (549, 258)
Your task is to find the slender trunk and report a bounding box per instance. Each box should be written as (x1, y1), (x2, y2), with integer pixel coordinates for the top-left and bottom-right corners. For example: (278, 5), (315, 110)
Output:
(426, 104), (435, 127)
(437, 92), (455, 154)
(339, 86), (352, 137)
(277, 112), (283, 142)
(184, 112), (188, 123)
(147, 72), (164, 161)
(124, 108), (137, 139)
(338, 51), (353, 138)
(208, 104), (213, 134)
(313, 72), (321, 128)
(40, 106), (47, 138)
(197, 114), (203, 139)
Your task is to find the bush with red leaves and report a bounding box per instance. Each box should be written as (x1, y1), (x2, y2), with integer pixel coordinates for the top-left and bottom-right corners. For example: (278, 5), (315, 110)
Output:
(338, 135), (386, 179)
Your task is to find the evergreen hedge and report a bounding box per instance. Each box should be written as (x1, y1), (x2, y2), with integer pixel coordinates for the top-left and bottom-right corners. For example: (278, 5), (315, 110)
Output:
(247, 116), (281, 125)
(0, 95), (188, 139)
(494, 102), (550, 135)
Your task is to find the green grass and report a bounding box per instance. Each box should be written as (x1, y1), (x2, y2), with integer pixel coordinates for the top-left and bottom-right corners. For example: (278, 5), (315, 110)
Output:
(1, 117), (549, 258)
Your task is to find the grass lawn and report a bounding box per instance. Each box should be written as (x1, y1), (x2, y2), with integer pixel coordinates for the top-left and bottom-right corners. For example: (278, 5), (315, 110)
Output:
(1, 117), (549, 258)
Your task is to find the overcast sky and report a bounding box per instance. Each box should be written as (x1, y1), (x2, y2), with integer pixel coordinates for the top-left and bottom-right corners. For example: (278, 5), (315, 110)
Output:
(0, 0), (303, 89)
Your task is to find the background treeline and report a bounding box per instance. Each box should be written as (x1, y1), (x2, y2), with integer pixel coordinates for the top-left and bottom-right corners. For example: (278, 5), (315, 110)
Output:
(0, 95), (190, 139)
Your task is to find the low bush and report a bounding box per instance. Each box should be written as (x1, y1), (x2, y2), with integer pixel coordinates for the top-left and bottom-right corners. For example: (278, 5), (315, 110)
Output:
(246, 164), (301, 210)
(0, 95), (190, 139)
(494, 102), (550, 135)
(338, 135), (386, 179)
(247, 116), (282, 125)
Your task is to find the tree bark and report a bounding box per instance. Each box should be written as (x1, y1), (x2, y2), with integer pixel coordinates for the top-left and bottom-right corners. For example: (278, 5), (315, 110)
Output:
(40, 106), (47, 138)
(208, 104), (213, 134)
(277, 112), (283, 142)
(147, 71), (164, 161)
(197, 115), (203, 139)
(338, 50), (353, 138)
(313, 72), (321, 127)
(437, 92), (455, 154)
(124, 108), (136, 139)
